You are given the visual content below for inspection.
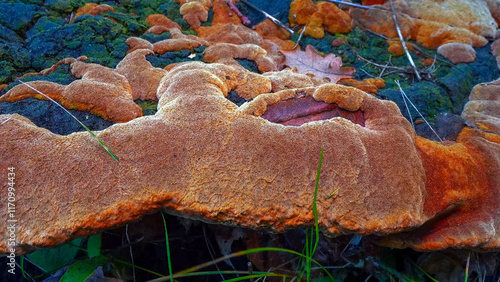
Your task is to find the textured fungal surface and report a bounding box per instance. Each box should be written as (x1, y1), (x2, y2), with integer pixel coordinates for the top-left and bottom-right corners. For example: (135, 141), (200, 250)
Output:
(3, 1), (500, 264)
(0, 61), (428, 254)
(0, 58), (142, 123)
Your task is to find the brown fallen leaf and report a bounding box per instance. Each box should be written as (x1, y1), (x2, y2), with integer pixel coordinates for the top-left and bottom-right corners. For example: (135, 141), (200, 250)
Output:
(280, 45), (355, 83)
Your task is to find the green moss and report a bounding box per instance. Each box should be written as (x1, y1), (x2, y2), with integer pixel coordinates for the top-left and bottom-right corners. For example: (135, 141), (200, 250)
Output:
(135, 100), (158, 115)
(379, 81), (453, 121)
(157, 0), (190, 30)
(236, 59), (259, 73)
(27, 15), (129, 69)
(101, 11), (147, 35)
(43, 0), (85, 13)
(0, 61), (16, 84)
(146, 47), (205, 68)
(0, 2), (46, 32)
(140, 32), (171, 43)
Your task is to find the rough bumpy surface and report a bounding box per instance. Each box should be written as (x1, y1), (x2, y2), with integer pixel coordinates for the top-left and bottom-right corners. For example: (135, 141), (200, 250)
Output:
(462, 80), (500, 133)
(351, 0), (497, 49)
(0, 61), (427, 254)
(380, 77), (500, 250)
(0, 58), (142, 123)
(381, 128), (500, 250)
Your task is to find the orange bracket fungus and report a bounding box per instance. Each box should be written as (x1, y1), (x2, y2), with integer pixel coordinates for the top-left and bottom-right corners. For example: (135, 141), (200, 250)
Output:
(2, 2), (500, 255)
(378, 79), (500, 250)
(1, 55), (500, 254)
(351, 0), (497, 49)
(1, 59), (431, 254)
(145, 14), (182, 34)
(203, 43), (278, 72)
(0, 57), (142, 123)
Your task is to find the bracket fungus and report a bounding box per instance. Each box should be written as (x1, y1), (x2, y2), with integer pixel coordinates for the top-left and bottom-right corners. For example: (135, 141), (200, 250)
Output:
(145, 14), (182, 34)
(203, 43), (278, 73)
(0, 57), (142, 123)
(1, 55), (500, 254)
(378, 79), (500, 250)
(351, 0), (497, 49)
(2, 1), (500, 255)
(1, 58), (431, 254)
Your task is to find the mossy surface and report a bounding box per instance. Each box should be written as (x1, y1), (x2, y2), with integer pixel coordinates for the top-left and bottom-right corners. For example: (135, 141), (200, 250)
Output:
(146, 47), (206, 68)
(235, 59), (259, 73)
(0, 2), (46, 32)
(27, 15), (129, 69)
(0, 98), (112, 135)
(140, 31), (170, 43)
(0, 65), (77, 96)
(135, 100), (158, 116)
(379, 81), (454, 121)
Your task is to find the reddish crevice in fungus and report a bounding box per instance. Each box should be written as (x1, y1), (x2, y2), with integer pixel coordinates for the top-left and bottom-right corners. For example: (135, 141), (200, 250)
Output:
(260, 96), (365, 126)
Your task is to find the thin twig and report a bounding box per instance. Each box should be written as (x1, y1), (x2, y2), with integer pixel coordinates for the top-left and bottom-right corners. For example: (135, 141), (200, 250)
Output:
(395, 80), (442, 141)
(355, 51), (437, 79)
(389, 0), (421, 80)
(225, 0), (251, 25)
(202, 224), (225, 281)
(0, 115), (14, 126)
(293, 25), (307, 49)
(239, 0), (294, 34)
(367, 29), (452, 65)
(355, 51), (405, 71)
(464, 121), (500, 136)
(396, 79), (414, 131)
(360, 69), (376, 78)
(322, 0), (375, 9)
(125, 224), (136, 282)
(378, 55), (392, 78)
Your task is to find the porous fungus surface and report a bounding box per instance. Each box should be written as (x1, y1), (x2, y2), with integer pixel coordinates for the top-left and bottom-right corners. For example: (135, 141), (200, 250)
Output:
(2, 0), (500, 258)
(437, 42), (477, 64)
(378, 75), (500, 250)
(145, 14), (182, 33)
(116, 49), (168, 101)
(179, 0), (211, 28)
(381, 128), (500, 250)
(203, 43), (278, 73)
(462, 79), (500, 132)
(0, 58), (142, 123)
(288, 0), (352, 39)
(150, 28), (210, 54)
(351, 0), (497, 49)
(0, 60), (429, 254)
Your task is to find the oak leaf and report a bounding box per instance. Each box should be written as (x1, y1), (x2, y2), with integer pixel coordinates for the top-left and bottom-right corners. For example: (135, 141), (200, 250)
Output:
(280, 45), (355, 83)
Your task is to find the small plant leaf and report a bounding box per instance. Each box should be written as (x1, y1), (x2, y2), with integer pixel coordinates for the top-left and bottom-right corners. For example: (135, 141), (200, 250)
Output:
(60, 257), (103, 282)
(26, 238), (84, 273)
(87, 234), (101, 259)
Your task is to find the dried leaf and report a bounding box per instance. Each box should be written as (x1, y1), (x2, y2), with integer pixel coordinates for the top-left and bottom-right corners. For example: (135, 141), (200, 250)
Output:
(280, 45), (355, 83)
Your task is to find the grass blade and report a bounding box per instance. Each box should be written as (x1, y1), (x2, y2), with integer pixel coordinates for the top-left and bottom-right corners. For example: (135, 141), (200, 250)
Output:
(160, 212), (173, 282)
(149, 247), (334, 282)
(465, 252), (470, 282)
(17, 80), (120, 162)
(307, 146), (324, 281)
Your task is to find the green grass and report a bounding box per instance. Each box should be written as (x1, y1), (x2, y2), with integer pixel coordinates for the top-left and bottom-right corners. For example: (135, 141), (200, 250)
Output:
(17, 80), (120, 162)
